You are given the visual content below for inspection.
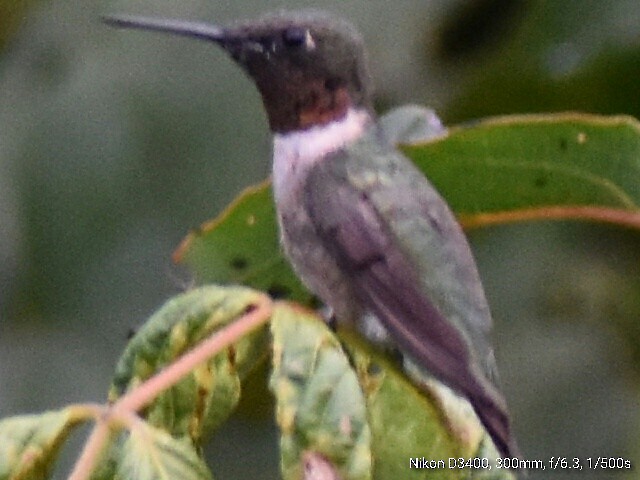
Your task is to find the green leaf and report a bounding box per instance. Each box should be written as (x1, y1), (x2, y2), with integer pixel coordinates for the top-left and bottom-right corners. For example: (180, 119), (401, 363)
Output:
(109, 285), (269, 444)
(173, 181), (313, 304)
(176, 113), (640, 299)
(0, 408), (83, 480)
(269, 306), (515, 480)
(86, 440), (120, 480)
(269, 304), (372, 480)
(117, 422), (212, 480)
(340, 332), (515, 480)
(405, 113), (640, 227)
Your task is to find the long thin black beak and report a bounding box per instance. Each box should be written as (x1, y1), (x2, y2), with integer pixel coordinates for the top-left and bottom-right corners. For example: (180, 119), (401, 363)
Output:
(102, 14), (226, 43)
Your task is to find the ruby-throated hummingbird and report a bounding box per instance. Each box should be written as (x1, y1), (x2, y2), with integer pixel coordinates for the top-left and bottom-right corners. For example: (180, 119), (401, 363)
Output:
(104, 10), (520, 459)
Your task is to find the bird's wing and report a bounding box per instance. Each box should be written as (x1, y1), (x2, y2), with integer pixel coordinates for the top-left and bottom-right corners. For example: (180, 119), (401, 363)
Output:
(303, 134), (517, 458)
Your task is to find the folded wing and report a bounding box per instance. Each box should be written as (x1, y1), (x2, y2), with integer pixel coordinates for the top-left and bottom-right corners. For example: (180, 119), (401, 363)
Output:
(303, 137), (519, 458)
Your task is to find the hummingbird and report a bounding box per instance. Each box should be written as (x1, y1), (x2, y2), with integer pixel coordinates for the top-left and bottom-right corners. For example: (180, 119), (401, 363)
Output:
(104, 10), (520, 460)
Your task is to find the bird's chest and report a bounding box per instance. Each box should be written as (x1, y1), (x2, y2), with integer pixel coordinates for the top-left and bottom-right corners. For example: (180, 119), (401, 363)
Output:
(272, 138), (357, 321)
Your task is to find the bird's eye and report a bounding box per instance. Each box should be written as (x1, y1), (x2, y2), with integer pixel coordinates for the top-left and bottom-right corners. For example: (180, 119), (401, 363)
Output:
(282, 27), (307, 47)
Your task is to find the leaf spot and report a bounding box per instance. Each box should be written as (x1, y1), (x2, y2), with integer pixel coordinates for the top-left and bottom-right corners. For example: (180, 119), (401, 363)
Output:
(559, 138), (568, 151)
(267, 283), (291, 299)
(230, 257), (248, 270)
(534, 176), (547, 188)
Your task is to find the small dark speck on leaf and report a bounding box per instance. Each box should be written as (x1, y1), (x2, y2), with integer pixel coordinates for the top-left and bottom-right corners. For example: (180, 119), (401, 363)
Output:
(197, 385), (208, 399)
(227, 345), (237, 366)
(243, 304), (258, 314)
(126, 327), (138, 340)
(308, 295), (323, 310)
(559, 138), (568, 151)
(231, 257), (248, 270)
(367, 362), (383, 376)
(267, 284), (291, 299)
(534, 176), (547, 188)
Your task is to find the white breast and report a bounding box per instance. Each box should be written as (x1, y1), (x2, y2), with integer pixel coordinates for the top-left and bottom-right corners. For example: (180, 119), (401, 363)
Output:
(271, 107), (370, 205)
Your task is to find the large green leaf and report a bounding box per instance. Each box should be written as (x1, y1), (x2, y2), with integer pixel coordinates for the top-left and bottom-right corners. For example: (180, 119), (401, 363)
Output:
(118, 423), (212, 480)
(270, 304), (372, 480)
(406, 113), (640, 227)
(176, 113), (640, 301)
(173, 181), (314, 305)
(109, 285), (270, 445)
(0, 408), (85, 480)
(342, 329), (516, 480)
(269, 304), (515, 480)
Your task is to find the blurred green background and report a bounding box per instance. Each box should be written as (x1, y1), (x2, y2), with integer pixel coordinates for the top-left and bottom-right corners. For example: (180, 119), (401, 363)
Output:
(1, 0), (639, 479)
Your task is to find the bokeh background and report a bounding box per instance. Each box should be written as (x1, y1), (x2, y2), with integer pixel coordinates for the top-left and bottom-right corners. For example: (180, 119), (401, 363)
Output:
(1, 1), (639, 479)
